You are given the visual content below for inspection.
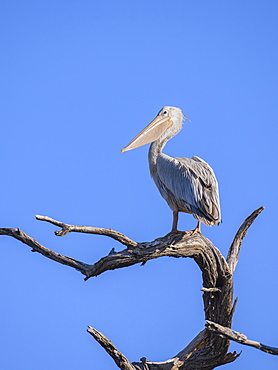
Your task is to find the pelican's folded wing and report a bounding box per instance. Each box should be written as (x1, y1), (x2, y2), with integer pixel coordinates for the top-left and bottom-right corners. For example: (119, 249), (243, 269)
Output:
(156, 154), (221, 224)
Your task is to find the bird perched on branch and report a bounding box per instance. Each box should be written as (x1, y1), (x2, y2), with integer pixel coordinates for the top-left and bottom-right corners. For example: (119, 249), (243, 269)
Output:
(121, 106), (221, 234)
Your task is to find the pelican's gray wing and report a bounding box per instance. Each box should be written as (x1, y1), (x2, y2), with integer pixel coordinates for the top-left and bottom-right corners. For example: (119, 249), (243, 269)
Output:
(156, 154), (221, 225)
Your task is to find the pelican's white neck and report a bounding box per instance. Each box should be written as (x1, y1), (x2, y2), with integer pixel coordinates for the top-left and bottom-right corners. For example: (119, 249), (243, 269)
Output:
(148, 117), (183, 178)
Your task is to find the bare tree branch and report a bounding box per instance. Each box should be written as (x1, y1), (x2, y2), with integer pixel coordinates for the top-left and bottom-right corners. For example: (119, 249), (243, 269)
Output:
(0, 227), (90, 275)
(206, 320), (278, 355)
(226, 206), (264, 274)
(0, 222), (229, 283)
(0, 208), (268, 369)
(87, 326), (136, 370)
(36, 215), (137, 247)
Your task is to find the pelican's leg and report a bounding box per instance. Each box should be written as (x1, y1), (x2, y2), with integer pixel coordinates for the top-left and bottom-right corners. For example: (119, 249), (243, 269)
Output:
(171, 211), (179, 232)
(191, 221), (201, 235)
(171, 213), (201, 235)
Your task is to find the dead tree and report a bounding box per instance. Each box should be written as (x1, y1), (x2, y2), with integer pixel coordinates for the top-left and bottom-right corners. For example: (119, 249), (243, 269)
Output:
(0, 206), (277, 369)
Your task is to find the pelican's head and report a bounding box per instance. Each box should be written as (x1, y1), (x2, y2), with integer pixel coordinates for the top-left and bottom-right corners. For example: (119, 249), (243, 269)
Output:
(121, 106), (189, 152)
(158, 106), (184, 122)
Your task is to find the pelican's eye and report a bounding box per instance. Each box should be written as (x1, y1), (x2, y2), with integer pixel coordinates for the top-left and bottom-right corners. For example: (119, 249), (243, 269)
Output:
(163, 111), (167, 115)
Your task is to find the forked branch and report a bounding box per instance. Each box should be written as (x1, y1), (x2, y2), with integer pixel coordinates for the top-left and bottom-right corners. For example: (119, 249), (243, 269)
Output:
(0, 217), (229, 283)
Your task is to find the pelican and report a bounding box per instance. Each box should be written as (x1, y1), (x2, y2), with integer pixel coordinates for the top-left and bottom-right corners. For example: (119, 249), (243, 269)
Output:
(121, 106), (221, 234)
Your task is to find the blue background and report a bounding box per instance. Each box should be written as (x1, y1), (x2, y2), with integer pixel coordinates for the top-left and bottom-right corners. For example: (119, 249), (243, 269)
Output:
(1, 1), (277, 369)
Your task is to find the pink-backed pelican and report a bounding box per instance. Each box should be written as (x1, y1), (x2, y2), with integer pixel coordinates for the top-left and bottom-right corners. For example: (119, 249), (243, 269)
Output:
(121, 106), (221, 234)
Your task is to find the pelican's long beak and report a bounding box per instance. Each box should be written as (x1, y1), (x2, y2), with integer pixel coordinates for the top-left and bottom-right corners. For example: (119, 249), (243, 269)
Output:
(121, 115), (172, 152)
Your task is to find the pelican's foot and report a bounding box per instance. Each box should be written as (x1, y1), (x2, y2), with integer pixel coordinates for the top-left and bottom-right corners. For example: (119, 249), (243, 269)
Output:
(168, 221), (202, 236)
(187, 221), (202, 235)
(167, 229), (200, 236)
(166, 229), (185, 237)
(168, 228), (202, 236)
(187, 228), (201, 236)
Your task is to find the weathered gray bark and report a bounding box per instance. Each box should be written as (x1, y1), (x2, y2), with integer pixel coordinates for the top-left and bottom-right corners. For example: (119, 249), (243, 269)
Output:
(1, 206), (277, 369)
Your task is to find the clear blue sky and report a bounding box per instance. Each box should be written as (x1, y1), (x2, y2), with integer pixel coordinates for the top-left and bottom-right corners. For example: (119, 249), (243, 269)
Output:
(1, 1), (278, 369)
